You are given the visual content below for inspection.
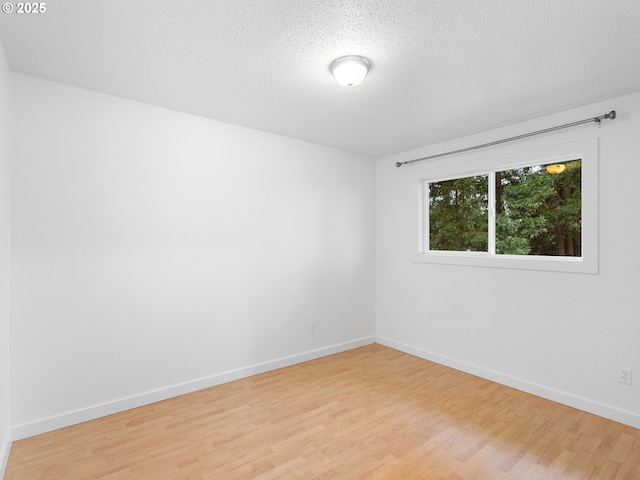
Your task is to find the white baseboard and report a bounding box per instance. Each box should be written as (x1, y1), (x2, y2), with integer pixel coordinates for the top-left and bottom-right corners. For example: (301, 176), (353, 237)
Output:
(0, 427), (11, 480)
(12, 336), (376, 441)
(376, 336), (640, 430)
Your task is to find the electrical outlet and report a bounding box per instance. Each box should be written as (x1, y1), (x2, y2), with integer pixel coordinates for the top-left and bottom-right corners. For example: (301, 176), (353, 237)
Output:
(308, 321), (315, 334)
(618, 368), (632, 385)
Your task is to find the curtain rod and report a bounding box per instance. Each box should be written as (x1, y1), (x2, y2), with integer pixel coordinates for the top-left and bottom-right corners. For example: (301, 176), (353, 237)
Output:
(395, 110), (617, 168)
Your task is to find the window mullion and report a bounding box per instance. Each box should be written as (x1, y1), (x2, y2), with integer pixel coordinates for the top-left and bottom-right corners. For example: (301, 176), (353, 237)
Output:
(488, 171), (496, 255)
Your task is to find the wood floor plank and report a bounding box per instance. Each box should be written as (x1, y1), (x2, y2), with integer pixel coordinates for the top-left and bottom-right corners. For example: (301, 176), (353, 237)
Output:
(5, 344), (640, 479)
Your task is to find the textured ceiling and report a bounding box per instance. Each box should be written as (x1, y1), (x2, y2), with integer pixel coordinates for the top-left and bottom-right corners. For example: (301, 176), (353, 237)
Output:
(1, 0), (640, 157)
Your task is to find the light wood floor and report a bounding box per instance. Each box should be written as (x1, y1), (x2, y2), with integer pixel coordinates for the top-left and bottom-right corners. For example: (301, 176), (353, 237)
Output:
(5, 344), (640, 479)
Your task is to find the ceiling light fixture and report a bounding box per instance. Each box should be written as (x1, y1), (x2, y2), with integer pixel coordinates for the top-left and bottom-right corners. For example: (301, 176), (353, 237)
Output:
(545, 164), (566, 174)
(330, 56), (371, 87)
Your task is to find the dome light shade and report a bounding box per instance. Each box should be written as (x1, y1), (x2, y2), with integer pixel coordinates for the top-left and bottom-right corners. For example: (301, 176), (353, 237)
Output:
(545, 163), (566, 174)
(330, 56), (371, 87)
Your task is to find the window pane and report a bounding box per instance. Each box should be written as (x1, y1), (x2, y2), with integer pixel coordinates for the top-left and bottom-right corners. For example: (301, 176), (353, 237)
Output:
(429, 175), (489, 252)
(495, 160), (581, 256)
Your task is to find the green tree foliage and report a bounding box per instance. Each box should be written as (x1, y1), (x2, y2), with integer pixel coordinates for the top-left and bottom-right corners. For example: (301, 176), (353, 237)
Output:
(496, 160), (581, 256)
(428, 160), (582, 256)
(429, 175), (488, 252)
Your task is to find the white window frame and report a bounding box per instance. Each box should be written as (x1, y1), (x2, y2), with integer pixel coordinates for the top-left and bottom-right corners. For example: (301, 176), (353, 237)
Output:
(412, 138), (598, 274)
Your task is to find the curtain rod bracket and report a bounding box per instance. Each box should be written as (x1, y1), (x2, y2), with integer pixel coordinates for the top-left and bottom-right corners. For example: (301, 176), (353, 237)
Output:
(395, 110), (616, 168)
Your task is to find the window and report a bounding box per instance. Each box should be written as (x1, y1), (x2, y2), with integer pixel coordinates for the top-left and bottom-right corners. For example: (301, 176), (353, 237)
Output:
(495, 160), (581, 257)
(413, 139), (598, 273)
(429, 174), (489, 252)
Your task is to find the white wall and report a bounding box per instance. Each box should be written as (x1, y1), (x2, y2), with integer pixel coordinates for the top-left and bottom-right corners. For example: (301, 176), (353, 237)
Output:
(0, 42), (11, 476)
(377, 93), (640, 428)
(9, 74), (376, 437)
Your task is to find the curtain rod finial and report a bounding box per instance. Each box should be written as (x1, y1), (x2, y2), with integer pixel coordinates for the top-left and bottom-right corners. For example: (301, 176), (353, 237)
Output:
(607, 110), (616, 120)
(396, 162), (403, 168)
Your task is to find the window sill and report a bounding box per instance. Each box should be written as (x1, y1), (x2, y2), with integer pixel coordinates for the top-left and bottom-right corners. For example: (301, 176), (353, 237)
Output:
(412, 251), (597, 274)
